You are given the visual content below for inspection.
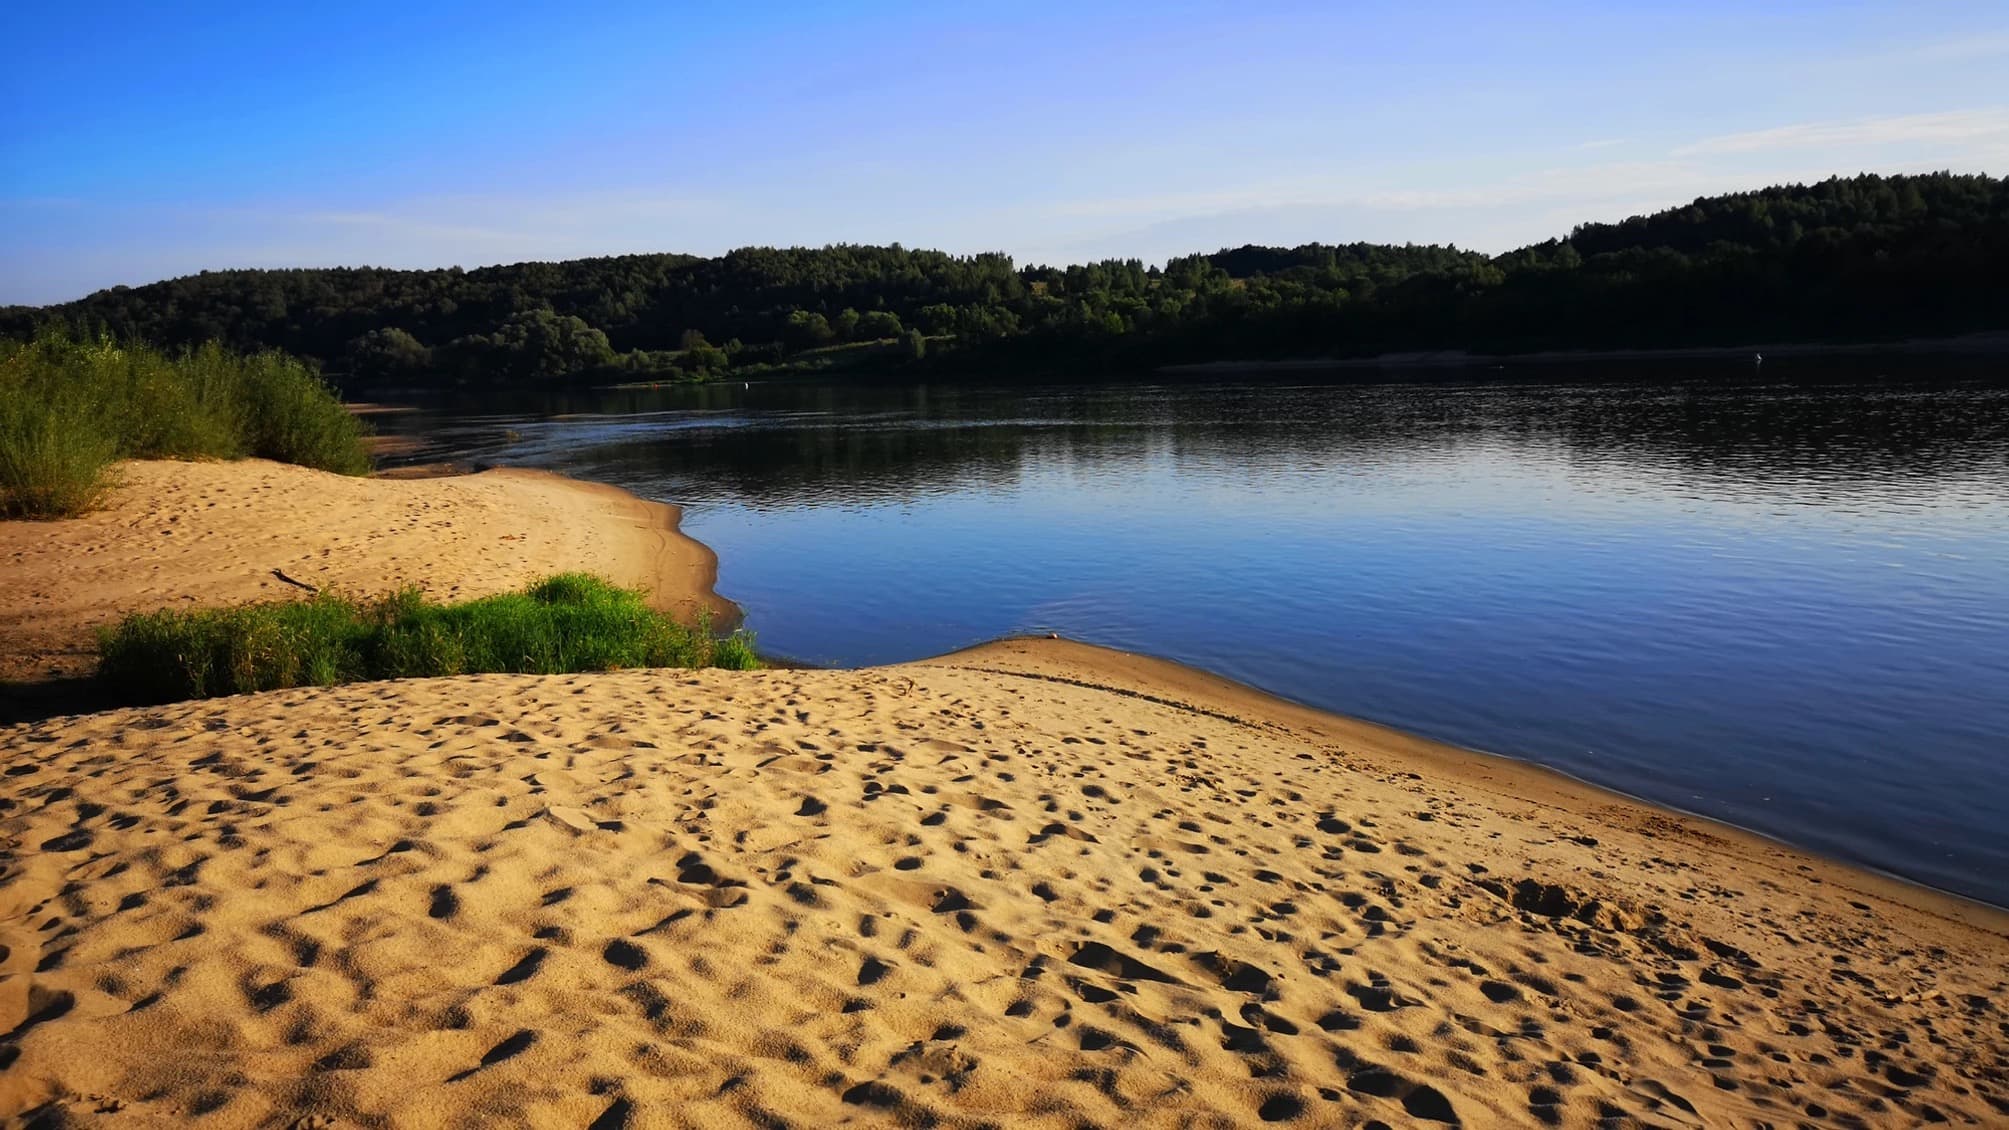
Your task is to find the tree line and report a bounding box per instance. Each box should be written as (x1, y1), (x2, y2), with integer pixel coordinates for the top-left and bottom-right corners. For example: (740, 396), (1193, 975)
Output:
(4, 173), (2004, 387)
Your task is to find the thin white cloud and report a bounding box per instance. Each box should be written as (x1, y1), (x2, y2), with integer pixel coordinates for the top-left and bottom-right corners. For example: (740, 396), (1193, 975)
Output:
(175, 191), (737, 269)
(1347, 162), (1713, 211)
(1675, 108), (2009, 156)
(1027, 150), (1984, 267)
(1033, 160), (1721, 231)
(0, 196), (89, 211)
(300, 211), (527, 245)
(290, 190), (725, 239)
(1872, 32), (2009, 65)
(1039, 182), (1325, 220)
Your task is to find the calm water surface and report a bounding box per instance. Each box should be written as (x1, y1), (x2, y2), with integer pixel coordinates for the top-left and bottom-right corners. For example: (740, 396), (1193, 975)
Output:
(382, 366), (2009, 905)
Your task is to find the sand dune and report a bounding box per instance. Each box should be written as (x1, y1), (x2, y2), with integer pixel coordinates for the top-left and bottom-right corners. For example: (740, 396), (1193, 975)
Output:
(3, 639), (2004, 1127)
(0, 459), (731, 684)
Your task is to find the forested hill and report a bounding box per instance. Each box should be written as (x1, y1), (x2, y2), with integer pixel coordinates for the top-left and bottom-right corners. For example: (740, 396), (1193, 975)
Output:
(6, 173), (2005, 387)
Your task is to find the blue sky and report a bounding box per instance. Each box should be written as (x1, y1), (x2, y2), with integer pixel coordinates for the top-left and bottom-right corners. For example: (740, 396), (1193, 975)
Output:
(3, 0), (2005, 304)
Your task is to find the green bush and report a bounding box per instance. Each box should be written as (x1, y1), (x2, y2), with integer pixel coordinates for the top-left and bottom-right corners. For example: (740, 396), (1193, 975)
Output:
(238, 348), (371, 474)
(97, 573), (758, 704)
(0, 385), (120, 519)
(0, 331), (370, 518)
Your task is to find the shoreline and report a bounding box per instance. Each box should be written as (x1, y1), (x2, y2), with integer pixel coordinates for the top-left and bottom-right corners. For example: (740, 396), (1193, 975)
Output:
(928, 637), (2009, 929)
(5, 457), (1999, 917)
(3, 458), (1998, 917)
(1157, 330), (2009, 374)
(726, 637), (2009, 914)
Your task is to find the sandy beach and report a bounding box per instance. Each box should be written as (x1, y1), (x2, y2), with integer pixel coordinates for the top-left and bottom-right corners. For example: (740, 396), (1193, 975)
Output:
(2, 462), (2005, 1127)
(0, 459), (733, 685)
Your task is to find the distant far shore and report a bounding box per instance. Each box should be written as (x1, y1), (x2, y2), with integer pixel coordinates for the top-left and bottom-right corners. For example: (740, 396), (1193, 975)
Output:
(1158, 331), (2009, 374)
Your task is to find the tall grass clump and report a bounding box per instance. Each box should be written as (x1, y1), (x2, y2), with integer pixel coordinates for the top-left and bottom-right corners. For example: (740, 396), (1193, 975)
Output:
(0, 375), (120, 518)
(234, 346), (372, 474)
(97, 573), (758, 704)
(0, 331), (369, 518)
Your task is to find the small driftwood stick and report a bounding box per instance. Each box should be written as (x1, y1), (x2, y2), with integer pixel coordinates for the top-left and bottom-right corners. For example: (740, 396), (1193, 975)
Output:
(271, 568), (320, 593)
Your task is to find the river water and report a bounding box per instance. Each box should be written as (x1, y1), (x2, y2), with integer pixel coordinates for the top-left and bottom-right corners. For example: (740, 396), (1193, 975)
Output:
(377, 362), (2009, 905)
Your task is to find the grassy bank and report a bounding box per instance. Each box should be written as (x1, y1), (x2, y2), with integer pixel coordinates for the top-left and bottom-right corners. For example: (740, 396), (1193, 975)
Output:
(98, 573), (757, 704)
(0, 332), (370, 518)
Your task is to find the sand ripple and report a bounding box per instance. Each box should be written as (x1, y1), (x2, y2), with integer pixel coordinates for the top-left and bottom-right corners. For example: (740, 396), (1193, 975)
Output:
(2, 643), (2005, 1126)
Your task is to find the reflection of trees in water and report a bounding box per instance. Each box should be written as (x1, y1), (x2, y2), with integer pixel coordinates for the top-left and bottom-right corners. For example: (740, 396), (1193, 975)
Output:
(1485, 381), (2009, 500)
(561, 373), (2009, 510)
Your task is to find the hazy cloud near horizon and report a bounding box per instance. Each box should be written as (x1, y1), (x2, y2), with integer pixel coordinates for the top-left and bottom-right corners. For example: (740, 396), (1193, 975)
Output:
(2, 2), (2004, 305)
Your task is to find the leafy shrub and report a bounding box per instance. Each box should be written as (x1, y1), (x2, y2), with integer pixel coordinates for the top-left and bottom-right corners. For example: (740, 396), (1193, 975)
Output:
(0, 331), (369, 518)
(237, 349), (371, 474)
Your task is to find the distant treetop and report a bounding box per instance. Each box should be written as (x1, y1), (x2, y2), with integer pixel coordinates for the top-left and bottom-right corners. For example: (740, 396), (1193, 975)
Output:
(5, 173), (2003, 385)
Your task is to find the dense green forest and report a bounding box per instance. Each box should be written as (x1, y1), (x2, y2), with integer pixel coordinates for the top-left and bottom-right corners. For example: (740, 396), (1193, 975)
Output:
(5, 173), (2004, 388)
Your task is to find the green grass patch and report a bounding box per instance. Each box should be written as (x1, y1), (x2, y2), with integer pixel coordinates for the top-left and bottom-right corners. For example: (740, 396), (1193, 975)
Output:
(97, 573), (757, 704)
(0, 386), (120, 518)
(0, 331), (370, 519)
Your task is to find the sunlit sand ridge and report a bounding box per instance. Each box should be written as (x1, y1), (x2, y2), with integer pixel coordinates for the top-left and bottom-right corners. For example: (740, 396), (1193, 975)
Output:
(3, 638), (2005, 1126)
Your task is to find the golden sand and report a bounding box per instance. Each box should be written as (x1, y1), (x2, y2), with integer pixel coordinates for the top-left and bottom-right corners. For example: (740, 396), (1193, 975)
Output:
(1, 462), (2004, 1127)
(0, 459), (730, 684)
